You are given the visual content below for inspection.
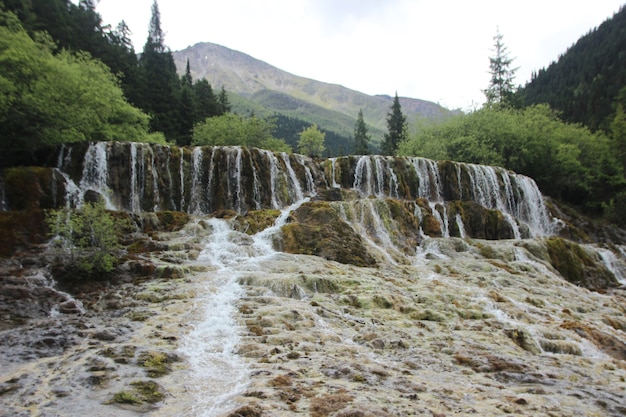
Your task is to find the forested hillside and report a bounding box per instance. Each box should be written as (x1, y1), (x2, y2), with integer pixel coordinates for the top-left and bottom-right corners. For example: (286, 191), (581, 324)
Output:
(399, 6), (626, 224)
(518, 5), (626, 132)
(1, 0), (235, 151)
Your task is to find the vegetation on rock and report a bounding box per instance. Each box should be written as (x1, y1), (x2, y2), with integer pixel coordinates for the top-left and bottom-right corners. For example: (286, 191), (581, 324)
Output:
(46, 201), (124, 279)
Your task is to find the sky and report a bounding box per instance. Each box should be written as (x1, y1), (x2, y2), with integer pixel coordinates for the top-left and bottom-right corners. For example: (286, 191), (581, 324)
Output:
(87, 0), (624, 110)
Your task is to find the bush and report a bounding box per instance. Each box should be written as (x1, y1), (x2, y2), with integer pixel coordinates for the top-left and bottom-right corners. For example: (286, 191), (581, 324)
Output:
(47, 201), (122, 278)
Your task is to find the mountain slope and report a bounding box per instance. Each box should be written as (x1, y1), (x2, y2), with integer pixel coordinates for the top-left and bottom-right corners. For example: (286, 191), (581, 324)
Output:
(172, 42), (450, 138)
(519, 5), (626, 131)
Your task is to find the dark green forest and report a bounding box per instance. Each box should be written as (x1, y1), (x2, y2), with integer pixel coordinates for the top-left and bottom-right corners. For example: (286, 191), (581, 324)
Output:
(518, 6), (626, 133)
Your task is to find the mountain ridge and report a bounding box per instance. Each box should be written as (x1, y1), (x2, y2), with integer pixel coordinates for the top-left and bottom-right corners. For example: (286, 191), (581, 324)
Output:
(172, 42), (450, 139)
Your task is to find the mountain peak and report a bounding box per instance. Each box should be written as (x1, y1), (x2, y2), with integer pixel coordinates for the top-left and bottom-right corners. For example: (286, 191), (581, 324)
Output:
(172, 42), (450, 135)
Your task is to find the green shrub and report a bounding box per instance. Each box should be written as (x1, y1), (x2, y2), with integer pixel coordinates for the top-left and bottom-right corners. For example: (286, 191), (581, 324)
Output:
(47, 201), (121, 278)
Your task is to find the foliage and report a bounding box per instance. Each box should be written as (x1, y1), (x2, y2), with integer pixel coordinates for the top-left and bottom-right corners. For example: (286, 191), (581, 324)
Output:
(46, 201), (122, 278)
(484, 28), (518, 106)
(297, 124), (326, 157)
(0, 11), (150, 152)
(518, 6), (626, 132)
(382, 93), (407, 155)
(398, 104), (625, 213)
(192, 113), (291, 152)
(353, 109), (371, 155)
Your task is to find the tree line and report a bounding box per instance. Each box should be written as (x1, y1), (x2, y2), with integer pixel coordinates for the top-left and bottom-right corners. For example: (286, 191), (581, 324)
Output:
(398, 17), (626, 224)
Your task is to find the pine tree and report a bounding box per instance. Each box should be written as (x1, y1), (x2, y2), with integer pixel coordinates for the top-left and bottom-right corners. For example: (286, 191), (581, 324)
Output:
(484, 28), (518, 106)
(137, 0), (182, 143)
(216, 86), (231, 115)
(382, 93), (407, 155)
(192, 79), (218, 123)
(178, 60), (194, 145)
(353, 109), (371, 155)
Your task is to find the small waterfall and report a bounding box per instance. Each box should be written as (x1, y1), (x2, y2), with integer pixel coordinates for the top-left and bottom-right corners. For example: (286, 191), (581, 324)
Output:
(181, 198), (309, 415)
(263, 150), (281, 209)
(353, 156), (375, 196)
(455, 213), (466, 238)
(79, 142), (114, 209)
(430, 203), (450, 238)
(189, 147), (204, 215)
(205, 148), (217, 213)
(281, 153), (304, 203)
(595, 247), (626, 285)
(411, 157), (443, 201)
(250, 151), (262, 211)
(148, 146), (161, 212)
(329, 157), (340, 188)
(129, 143), (140, 212)
(297, 155), (316, 196)
(179, 149), (186, 212)
(337, 200), (399, 264)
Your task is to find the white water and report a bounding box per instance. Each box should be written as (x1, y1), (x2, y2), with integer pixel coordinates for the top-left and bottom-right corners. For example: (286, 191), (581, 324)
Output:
(179, 198), (308, 416)
(79, 142), (115, 209)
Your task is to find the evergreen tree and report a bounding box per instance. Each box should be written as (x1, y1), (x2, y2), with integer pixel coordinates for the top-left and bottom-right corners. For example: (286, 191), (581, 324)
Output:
(216, 86), (231, 115)
(353, 109), (371, 154)
(382, 93), (407, 155)
(484, 28), (518, 106)
(178, 60), (194, 145)
(192, 79), (219, 123)
(137, 0), (182, 143)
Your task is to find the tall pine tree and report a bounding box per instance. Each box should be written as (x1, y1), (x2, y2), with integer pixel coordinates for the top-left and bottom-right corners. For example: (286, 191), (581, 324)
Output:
(137, 0), (182, 143)
(483, 28), (517, 106)
(353, 109), (371, 155)
(382, 93), (407, 155)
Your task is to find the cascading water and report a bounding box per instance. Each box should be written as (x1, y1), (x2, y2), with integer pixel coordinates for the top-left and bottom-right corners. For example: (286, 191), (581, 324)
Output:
(179, 198), (309, 416)
(79, 142), (115, 209)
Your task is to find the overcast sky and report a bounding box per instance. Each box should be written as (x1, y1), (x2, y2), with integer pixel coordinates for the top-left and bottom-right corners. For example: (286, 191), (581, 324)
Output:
(89, 0), (624, 110)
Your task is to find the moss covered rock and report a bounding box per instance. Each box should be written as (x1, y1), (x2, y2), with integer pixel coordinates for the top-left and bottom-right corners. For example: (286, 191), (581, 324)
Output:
(545, 237), (617, 290)
(281, 201), (376, 267)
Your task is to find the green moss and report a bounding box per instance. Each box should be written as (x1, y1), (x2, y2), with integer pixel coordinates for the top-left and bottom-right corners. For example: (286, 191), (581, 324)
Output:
(130, 380), (165, 403)
(111, 391), (142, 405)
(281, 201), (376, 267)
(236, 209), (280, 235)
(545, 237), (617, 290)
(138, 351), (179, 377)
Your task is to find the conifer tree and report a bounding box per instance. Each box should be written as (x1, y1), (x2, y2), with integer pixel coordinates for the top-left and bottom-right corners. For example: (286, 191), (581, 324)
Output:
(217, 86), (231, 115)
(192, 79), (219, 123)
(353, 109), (371, 154)
(382, 93), (407, 155)
(484, 28), (518, 106)
(137, 0), (182, 143)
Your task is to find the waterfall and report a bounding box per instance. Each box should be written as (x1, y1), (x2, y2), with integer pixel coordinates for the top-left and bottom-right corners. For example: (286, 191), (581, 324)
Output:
(264, 150), (281, 209)
(595, 247), (626, 285)
(411, 157), (443, 201)
(129, 143), (140, 213)
(189, 147), (204, 215)
(281, 152), (304, 203)
(297, 155), (316, 196)
(455, 213), (466, 238)
(329, 157), (340, 188)
(180, 197), (308, 416)
(179, 149), (186, 212)
(79, 142), (114, 209)
(42, 142), (558, 239)
(353, 156), (375, 196)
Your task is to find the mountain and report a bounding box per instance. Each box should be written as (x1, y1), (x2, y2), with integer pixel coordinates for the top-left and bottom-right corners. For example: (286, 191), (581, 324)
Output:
(172, 42), (450, 143)
(519, 5), (626, 131)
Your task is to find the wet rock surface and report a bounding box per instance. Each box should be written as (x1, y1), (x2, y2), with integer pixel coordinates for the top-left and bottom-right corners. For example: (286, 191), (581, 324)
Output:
(1, 209), (625, 417)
